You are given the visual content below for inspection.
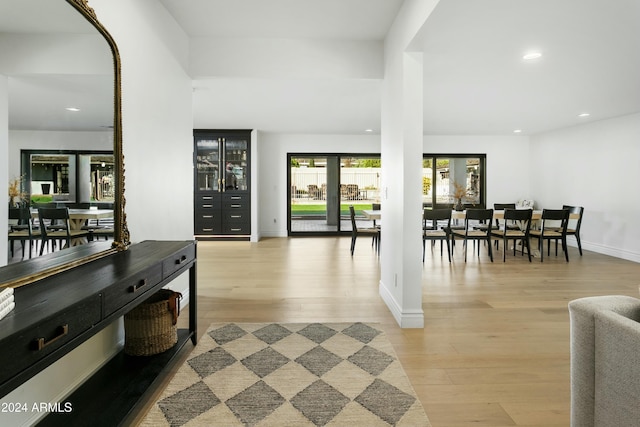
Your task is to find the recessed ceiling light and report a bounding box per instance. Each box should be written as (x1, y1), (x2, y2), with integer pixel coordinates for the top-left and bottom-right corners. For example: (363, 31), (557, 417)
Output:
(65, 107), (80, 112)
(578, 113), (590, 117)
(523, 52), (542, 60)
(513, 129), (522, 133)
(365, 129), (373, 133)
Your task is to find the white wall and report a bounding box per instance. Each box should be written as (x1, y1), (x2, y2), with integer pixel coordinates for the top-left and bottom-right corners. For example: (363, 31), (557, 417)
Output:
(1, 1), (193, 423)
(530, 113), (640, 262)
(1, 75), (7, 266)
(256, 133), (381, 237)
(424, 135), (532, 206)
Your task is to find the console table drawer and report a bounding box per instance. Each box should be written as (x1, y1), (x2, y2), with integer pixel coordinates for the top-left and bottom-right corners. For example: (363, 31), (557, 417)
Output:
(162, 244), (196, 278)
(0, 296), (101, 386)
(103, 265), (163, 316)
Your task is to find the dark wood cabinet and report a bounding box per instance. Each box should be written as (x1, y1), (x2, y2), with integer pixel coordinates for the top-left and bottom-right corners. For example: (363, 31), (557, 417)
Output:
(0, 240), (197, 426)
(194, 129), (251, 239)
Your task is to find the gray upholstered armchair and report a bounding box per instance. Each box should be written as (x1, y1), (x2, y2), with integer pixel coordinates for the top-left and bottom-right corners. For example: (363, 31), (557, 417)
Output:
(568, 295), (640, 427)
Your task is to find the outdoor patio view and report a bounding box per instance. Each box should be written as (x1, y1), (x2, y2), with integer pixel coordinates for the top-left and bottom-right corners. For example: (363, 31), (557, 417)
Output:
(288, 154), (484, 234)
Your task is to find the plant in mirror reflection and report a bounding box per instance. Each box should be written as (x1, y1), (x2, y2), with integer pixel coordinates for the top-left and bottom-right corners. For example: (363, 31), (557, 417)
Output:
(8, 175), (27, 207)
(451, 179), (467, 200)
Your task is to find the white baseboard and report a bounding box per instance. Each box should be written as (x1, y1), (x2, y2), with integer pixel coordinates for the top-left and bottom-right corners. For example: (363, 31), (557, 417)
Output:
(378, 280), (424, 328)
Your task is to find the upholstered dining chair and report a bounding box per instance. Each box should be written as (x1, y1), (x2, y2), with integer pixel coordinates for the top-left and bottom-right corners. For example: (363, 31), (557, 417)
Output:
(490, 208), (533, 262)
(37, 207), (89, 255)
(529, 208), (570, 262)
(349, 205), (380, 255)
(423, 208), (452, 262)
(451, 208), (494, 262)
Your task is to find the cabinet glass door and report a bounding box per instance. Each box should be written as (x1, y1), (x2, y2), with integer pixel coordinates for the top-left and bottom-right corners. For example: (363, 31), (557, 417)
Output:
(223, 137), (248, 191)
(196, 139), (220, 191)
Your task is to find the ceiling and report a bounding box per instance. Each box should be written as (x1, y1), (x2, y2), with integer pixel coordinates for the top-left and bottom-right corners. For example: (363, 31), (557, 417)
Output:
(161, 0), (640, 135)
(4, 0), (639, 136)
(1, 0), (113, 132)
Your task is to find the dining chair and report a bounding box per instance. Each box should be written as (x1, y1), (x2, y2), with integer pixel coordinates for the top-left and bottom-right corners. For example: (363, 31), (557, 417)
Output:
(8, 207), (41, 259)
(423, 208), (452, 262)
(559, 205), (584, 256)
(529, 208), (570, 262)
(37, 207), (90, 255)
(490, 208), (533, 262)
(349, 205), (380, 255)
(451, 208), (494, 262)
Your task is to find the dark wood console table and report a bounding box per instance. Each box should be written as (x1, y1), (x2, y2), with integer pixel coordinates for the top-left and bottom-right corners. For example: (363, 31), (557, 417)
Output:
(0, 240), (197, 426)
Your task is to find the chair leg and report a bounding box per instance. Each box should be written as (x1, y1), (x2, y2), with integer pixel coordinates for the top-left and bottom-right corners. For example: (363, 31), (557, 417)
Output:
(445, 238), (451, 262)
(350, 235), (356, 256)
(487, 237), (493, 262)
(503, 237), (507, 262)
(464, 238), (468, 262)
(575, 234), (583, 256)
(563, 238), (569, 262)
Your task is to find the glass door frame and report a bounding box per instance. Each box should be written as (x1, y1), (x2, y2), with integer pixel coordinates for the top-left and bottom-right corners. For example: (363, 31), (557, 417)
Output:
(287, 152), (381, 236)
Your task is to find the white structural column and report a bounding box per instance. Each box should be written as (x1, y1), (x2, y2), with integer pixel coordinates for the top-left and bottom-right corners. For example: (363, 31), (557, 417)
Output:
(379, 50), (425, 328)
(379, 0), (439, 328)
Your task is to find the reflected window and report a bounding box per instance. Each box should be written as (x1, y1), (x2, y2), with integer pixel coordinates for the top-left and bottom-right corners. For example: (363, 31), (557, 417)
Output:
(21, 150), (114, 206)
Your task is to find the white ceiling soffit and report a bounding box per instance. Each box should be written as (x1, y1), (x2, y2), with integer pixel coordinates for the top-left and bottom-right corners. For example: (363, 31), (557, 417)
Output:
(159, 0), (405, 40)
(192, 78), (381, 134)
(168, 0), (640, 136)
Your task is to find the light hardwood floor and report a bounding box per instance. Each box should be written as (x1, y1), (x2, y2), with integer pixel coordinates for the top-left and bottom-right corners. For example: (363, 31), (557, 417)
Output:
(153, 237), (639, 427)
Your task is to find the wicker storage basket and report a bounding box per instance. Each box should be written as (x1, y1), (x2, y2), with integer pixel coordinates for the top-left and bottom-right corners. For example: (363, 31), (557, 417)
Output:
(124, 289), (182, 356)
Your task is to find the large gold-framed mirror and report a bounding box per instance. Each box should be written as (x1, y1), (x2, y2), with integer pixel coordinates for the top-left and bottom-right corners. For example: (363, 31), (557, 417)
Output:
(1, 0), (128, 287)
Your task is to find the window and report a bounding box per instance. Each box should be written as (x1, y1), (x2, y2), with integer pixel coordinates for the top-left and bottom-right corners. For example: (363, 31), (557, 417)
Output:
(422, 154), (486, 209)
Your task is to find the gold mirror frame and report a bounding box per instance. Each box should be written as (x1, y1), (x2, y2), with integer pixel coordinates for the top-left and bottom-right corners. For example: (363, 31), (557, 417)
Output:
(2, 0), (129, 288)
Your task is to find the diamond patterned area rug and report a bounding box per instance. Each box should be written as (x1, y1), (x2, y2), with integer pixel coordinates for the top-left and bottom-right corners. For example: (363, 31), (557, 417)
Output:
(141, 322), (431, 426)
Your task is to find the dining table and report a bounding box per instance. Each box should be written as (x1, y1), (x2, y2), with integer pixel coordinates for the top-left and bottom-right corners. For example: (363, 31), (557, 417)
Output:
(362, 209), (381, 222)
(365, 209), (579, 221)
(31, 208), (114, 246)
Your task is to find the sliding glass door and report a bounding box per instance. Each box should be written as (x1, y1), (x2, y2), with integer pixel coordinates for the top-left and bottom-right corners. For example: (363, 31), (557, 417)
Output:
(288, 153), (381, 235)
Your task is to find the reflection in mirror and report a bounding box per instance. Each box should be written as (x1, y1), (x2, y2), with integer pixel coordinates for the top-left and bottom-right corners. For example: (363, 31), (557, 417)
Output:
(23, 151), (114, 206)
(1, 0), (128, 285)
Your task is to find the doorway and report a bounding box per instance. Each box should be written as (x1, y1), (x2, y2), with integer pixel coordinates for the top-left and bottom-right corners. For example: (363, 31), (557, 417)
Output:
(288, 153), (381, 235)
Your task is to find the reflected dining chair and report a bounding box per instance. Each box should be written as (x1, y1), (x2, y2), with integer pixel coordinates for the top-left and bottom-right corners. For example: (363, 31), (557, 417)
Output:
(37, 207), (90, 255)
(423, 208), (452, 262)
(490, 208), (533, 262)
(8, 207), (41, 259)
(529, 209), (570, 262)
(451, 208), (494, 262)
(349, 205), (380, 255)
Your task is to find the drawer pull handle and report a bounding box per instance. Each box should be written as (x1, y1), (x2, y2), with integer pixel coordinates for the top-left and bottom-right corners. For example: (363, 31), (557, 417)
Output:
(201, 196), (213, 200)
(202, 228), (213, 232)
(175, 255), (187, 265)
(230, 204), (242, 208)
(35, 325), (69, 351)
(202, 204), (213, 208)
(231, 228), (242, 232)
(202, 215), (213, 219)
(231, 215), (242, 218)
(130, 278), (148, 293)
(231, 196), (241, 200)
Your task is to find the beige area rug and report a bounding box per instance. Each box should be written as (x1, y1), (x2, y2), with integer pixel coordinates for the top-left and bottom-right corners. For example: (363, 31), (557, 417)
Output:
(141, 322), (431, 426)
